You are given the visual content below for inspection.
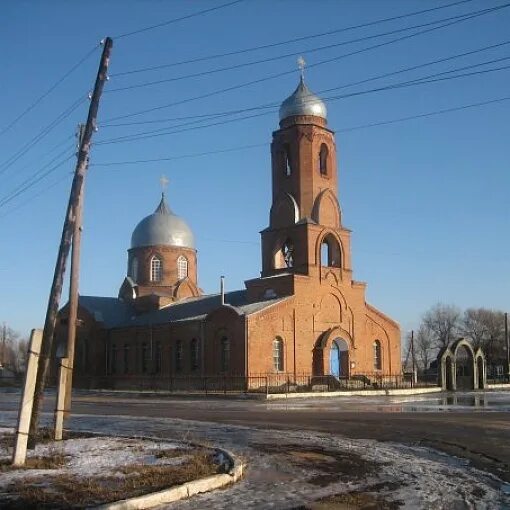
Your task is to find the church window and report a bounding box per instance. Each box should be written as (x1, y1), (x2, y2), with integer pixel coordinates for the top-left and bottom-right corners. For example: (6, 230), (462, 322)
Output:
(282, 240), (294, 268)
(283, 144), (292, 176)
(374, 340), (382, 370)
(124, 344), (130, 374)
(273, 337), (284, 372)
(190, 338), (199, 370)
(175, 340), (183, 372)
(319, 143), (328, 175)
(150, 256), (162, 282)
(320, 234), (341, 268)
(220, 336), (230, 372)
(130, 257), (138, 281)
(177, 256), (188, 280)
(154, 342), (162, 373)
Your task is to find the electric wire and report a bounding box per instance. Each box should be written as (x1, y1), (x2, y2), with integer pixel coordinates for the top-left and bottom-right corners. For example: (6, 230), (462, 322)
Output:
(106, 5), (505, 94)
(103, 2), (510, 123)
(91, 95), (510, 167)
(111, 0), (478, 77)
(0, 95), (86, 177)
(95, 58), (510, 146)
(0, 153), (74, 210)
(0, 144), (76, 208)
(0, 172), (73, 221)
(113, 0), (246, 39)
(0, 45), (99, 138)
(101, 38), (510, 129)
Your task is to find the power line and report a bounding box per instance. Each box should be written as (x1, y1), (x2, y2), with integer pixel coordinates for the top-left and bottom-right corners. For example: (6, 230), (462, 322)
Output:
(103, 2), (510, 123)
(0, 45), (99, 138)
(102, 38), (510, 129)
(111, 0), (477, 77)
(0, 144), (74, 207)
(0, 95), (85, 177)
(92, 143), (267, 167)
(337, 95), (510, 133)
(113, 0), (246, 40)
(0, 153), (74, 210)
(95, 58), (510, 146)
(106, 5), (505, 94)
(0, 172), (73, 221)
(91, 94), (510, 167)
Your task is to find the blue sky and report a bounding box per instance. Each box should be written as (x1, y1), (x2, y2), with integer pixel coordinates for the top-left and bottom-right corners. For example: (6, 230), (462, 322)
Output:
(1, 0), (509, 338)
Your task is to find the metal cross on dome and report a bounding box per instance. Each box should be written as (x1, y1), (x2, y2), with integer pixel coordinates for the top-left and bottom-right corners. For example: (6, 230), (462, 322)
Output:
(160, 175), (169, 194)
(297, 56), (306, 80)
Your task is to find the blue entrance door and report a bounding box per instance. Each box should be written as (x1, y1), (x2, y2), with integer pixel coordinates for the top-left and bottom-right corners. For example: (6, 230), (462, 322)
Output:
(330, 342), (340, 377)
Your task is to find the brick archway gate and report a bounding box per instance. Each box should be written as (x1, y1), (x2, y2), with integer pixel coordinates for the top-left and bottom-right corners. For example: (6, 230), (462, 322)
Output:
(438, 339), (486, 391)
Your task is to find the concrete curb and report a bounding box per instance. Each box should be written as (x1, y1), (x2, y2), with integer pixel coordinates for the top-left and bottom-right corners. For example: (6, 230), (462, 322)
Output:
(265, 386), (443, 400)
(95, 448), (243, 510)
(487, 383), (510, 390)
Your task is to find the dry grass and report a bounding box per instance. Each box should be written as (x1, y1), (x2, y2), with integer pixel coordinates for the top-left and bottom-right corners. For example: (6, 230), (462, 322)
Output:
(2, 449), (219, 509)
(0, 445), (67, 472)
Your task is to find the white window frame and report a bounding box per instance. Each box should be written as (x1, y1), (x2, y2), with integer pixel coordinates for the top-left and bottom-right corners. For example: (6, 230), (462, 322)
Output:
(177, 255), (188, 280)
(273, 338), (284, 372)
(150, 256), (162, 282)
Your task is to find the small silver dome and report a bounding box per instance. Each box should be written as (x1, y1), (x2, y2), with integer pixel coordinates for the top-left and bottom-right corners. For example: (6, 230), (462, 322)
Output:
(279, 77), (327, 121)
(131, 194), (195, 249)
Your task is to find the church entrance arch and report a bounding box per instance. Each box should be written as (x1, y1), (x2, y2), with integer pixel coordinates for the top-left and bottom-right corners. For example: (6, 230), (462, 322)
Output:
(330, 338), (349, 377)
(455, 345), (474, 390)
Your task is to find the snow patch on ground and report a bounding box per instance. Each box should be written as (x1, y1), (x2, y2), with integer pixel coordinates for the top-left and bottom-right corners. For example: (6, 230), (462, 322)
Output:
(0, 429), (189, 489)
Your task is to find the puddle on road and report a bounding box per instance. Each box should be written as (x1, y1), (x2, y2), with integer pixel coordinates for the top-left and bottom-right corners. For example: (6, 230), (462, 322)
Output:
(268, 391), (510, 413)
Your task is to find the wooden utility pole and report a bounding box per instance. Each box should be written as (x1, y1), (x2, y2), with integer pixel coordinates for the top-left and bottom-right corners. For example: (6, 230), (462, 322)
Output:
(64, 123), (86, 414)
(29, 38), (113, 441)
(54, 124), (86, 440)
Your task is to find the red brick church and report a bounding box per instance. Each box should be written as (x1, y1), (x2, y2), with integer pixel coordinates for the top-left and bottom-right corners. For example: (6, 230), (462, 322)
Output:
(57, 76), (401, 389)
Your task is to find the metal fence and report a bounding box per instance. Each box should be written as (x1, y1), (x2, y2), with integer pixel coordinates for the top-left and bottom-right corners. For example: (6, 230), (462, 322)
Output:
(83, 372), (440, 395)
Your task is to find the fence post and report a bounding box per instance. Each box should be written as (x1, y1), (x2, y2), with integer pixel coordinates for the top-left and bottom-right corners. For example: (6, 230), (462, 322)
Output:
(204, 376), (208, 396)
(265, 376), (269, 397)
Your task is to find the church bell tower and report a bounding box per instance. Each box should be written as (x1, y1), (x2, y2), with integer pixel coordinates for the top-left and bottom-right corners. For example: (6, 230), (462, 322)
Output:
(260, 71), (353, 281)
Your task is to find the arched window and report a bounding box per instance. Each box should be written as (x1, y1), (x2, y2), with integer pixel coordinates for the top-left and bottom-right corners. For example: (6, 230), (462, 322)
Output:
(130, 257), (138, 281)
(319, 143), (328, 175)
(320, 234), (341, 268)
(190, 338), (199, 370)
(220, 337), (230, 372)
(175, 340), (183, 372)
(283, 144), (292, 176)
(177, 255), (188, 280)
(150, 256), (162, 282)
(273, 337), (284, 372)
(373, 340), (382, 370)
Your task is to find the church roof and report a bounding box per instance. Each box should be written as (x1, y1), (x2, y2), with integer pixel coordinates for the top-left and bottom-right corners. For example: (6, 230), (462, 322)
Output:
(131, 193), (195, 249)
(77, 290), (288, 329)
(279, 76), (327, 122)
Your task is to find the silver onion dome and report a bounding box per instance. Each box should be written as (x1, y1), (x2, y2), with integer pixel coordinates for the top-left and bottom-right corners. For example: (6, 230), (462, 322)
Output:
(131, 194), (195, 249)
(279, 77), (327, 121)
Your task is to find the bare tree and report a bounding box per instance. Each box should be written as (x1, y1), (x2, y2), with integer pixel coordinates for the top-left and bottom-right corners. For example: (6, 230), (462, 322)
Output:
(415, 325), (436, 371)
(422, 303), (461, 349)
(461, 308), (505, 363)
(0, 324), (28, 376)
